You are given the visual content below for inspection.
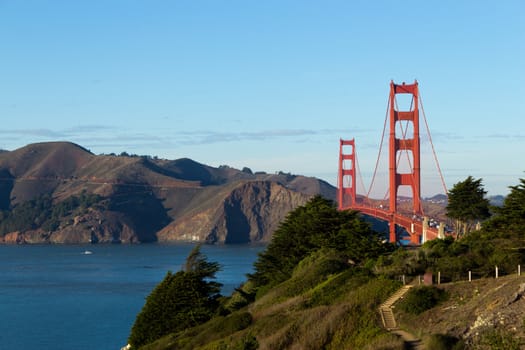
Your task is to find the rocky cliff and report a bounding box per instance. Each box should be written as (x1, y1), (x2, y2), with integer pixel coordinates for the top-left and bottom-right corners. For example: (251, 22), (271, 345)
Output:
(157, 181), (311, 243)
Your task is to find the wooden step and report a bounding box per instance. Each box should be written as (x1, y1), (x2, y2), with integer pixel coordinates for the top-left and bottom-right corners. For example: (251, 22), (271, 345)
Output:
(380, 307), (397, 329)
(382, 285), (413, 307)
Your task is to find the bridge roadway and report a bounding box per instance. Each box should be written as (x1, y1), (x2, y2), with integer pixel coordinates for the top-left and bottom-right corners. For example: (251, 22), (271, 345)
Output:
(344, 205), (440, 245)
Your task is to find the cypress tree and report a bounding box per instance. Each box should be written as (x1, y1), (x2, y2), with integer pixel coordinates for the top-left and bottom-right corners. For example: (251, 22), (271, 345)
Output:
(446, 176), (490, 236)
(128, 245), (222, 349)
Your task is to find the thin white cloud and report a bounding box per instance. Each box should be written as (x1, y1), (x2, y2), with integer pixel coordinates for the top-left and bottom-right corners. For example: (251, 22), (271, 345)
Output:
(485, 133), (525, 140)
(64, 125), (118, 134)
(0, 125), (372, 154)
(0, 128), (65, 138)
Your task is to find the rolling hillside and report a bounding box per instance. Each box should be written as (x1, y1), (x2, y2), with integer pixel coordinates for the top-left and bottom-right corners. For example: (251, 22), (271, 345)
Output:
(0, 142), (336, 244)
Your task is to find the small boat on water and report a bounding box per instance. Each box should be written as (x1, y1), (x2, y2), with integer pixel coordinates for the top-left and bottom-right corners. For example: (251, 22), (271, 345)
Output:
(83, 250), (93, 255)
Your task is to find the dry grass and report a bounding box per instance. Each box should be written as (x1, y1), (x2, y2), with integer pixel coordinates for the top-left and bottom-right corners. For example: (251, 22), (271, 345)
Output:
(250, 295), (306, 320)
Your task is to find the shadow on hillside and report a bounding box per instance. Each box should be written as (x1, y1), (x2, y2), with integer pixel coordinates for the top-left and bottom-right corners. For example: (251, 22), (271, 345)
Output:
(108, 184), (172, 242)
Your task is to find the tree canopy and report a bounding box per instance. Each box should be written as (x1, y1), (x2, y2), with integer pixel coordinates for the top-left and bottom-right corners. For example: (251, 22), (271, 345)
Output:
(249, 195), (392, 289)
(405, 177), (525, 281)
(128, 245), (222, 349)
(0, 192), (105, 235)
(446, 176), (490, 236)
(483, 177), (525, 237)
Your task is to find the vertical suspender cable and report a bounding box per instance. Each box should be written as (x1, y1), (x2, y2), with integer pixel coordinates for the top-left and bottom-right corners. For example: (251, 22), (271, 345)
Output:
(354, 150), (369, 207)
(367, 94), (391, 202)
(420, 94), (449, 196)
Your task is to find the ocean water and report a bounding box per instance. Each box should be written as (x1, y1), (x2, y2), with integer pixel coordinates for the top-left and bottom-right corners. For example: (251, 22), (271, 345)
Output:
(0, 243), (264, 350)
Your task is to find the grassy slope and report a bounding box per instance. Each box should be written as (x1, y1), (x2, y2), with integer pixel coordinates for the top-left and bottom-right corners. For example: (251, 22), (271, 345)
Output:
(138, 250), (405, 350)
(135, 251), (525, 350)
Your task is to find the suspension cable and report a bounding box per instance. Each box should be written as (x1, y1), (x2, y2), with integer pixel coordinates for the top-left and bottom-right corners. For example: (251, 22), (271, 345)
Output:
(367, 94), (391, 202)
(354, 149), (369, 206)
(420, 93), (449, 196)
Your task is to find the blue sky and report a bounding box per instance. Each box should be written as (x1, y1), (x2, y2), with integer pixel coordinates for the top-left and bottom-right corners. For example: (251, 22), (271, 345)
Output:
(1, 1), (523, 197)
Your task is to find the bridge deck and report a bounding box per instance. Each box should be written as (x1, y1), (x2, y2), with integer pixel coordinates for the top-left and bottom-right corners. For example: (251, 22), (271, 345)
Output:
(341, 205), (440, 244)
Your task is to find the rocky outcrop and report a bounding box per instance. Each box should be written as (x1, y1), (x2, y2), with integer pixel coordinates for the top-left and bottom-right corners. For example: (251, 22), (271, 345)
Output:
(157, 181), (311, 244)
(49, 210), (141, 243)
(0, 210), (145, 244)
(397, 276), (525, 347)
(1, 231), (26, 244)
(463, 281), (525, 345)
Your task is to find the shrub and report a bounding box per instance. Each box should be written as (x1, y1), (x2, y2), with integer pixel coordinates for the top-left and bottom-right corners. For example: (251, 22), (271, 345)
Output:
(479, 329), (522, 350)
(218, 333), (258, 350)
(426, 334), (464, 350)
(398, 286), (448, 315)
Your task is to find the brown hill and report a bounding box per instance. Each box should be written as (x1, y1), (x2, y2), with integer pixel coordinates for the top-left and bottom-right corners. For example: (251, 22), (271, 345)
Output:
(0, 142), (336, 244)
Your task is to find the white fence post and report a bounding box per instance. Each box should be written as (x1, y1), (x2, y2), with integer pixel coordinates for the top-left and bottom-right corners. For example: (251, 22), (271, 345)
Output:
(469, 271), (472, 282)
(495, 266), (499, 279)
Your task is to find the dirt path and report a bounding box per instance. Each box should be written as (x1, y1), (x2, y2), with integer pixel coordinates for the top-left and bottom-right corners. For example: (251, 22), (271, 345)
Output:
(392, 329), (424, 350)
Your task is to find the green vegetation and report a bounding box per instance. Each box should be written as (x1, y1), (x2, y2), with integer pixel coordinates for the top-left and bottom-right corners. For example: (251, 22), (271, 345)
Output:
(129, 245), (222, 349)
(0, 191), (105, 236)
(479, 329), (522, 350)
(398, 286), (448, 315)
(129, 196), (404, 350)
(139, 313), (255, 350)
(250, 195), (393, 290)
(128, 177), (525, 349)
(375, 176), (525, 281)
(446, 176), (490, 236)
(426, 334), (464, 350)
(483, 177), (525, 235)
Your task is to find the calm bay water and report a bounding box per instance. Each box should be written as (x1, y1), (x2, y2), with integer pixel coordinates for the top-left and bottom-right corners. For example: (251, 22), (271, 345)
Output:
(0, 243), (264, 350)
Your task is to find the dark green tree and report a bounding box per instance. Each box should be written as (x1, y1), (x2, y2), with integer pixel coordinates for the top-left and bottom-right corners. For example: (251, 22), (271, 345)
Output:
(484, 177), (525, 237)
(249, 195), (390, 289)
(128, 245), (222, 349)
(0, 192), (105, 236)
(446, 176), (490, 236)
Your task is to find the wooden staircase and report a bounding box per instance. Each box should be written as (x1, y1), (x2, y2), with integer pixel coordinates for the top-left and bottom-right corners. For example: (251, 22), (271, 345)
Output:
(379, 285), (413, 330)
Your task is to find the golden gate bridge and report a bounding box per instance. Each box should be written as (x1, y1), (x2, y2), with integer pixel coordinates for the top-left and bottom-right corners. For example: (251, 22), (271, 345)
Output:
(337, 80), (448, 245)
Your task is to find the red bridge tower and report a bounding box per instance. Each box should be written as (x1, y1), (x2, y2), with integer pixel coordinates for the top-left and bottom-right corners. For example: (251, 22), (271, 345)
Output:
(388, 81), (422, 241)
(337, 139), (356, 210)
(337, 81), (445, 245)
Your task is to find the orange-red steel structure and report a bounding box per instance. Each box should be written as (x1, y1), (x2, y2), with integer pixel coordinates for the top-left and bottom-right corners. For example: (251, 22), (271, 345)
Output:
(389, 81), (421, 217)
(337, 81), (442, 245)
(337, 139), (356, 209)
